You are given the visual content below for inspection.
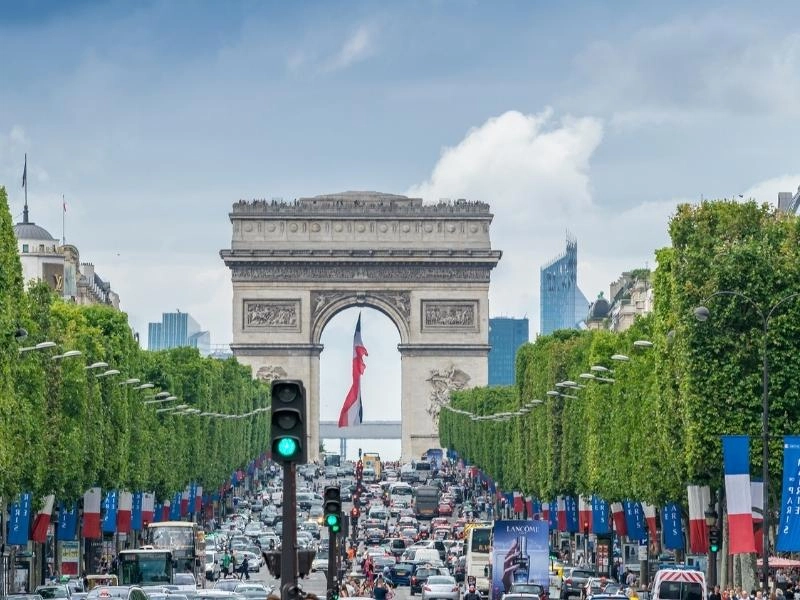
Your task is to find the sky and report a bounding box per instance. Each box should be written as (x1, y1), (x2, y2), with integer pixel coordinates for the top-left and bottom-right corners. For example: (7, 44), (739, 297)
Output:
(2, 1), (800, 460)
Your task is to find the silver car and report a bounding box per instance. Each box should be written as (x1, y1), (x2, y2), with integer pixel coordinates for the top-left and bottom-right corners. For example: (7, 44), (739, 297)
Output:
(421, 575), (460, 600)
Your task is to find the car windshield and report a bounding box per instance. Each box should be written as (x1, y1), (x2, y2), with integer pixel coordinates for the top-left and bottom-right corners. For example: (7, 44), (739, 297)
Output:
(37, 589), (68, 599)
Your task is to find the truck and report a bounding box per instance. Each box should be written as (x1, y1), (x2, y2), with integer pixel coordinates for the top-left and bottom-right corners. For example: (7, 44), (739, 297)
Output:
(414, 485), (441, 519)
(363, 452), (382, 480)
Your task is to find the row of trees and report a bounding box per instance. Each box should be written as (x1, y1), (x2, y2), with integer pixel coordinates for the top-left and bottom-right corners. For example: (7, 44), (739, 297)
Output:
(0, 187), (271, 501)
(441, 200), (800, 512)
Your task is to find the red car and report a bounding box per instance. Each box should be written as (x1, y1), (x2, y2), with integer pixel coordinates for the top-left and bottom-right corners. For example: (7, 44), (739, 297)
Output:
(437, 502), (453, 516)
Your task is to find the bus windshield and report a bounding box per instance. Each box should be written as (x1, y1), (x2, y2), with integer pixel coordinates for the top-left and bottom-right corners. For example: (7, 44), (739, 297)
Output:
(119, 551), (173, 585)
(147, 526), (194, 549)
(470, 527), (491, 553)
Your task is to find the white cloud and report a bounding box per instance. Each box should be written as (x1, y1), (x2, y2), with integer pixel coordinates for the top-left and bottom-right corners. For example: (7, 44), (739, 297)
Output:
(324, 25), (374, 72)
(742, 174), (800, 206)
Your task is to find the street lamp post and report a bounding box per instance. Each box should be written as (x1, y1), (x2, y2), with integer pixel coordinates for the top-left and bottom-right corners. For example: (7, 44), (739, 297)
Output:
(705, 500), (719, 588)
(695, 290), (800, 591)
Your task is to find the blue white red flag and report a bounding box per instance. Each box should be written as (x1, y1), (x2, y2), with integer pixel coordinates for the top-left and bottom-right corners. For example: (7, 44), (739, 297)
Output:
(723, 435), (756, 554)
(31, 495), (55, 543)
(338, 314), (367, 427)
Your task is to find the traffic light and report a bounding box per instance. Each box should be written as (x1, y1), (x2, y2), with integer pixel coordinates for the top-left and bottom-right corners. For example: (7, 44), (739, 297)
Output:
(709, 527), (721, 553)
(270, 380), (307, 463)
(350, 506), (360, 519)
(324, 485), (342, 533)
(583, 521), (589, 534)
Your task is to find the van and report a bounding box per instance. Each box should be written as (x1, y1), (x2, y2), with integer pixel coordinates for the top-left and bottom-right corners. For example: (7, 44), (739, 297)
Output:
(652, 569), (706, 600)
(412, 548), (441, 565)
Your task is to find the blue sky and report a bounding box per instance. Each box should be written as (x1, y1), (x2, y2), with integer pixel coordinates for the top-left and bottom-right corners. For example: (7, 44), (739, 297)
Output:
(2, 1), (800, 458)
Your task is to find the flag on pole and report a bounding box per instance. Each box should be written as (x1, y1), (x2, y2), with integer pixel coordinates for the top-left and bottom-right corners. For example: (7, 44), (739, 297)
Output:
(142, 493), (155, 525)
(611, 502), (627, 536)
(751, 480), (764, 556)
(31, 495), (55, 543)
(557, 496), (567, 532)
(22, 154), (27, 189)
(513, 491), (524, 513)
(723, 435), (756, 554)
(687, 485), (710, 553)
(338, 313), (367, 427)
(83, 487), (102, 539)
(642, 503), (658, 540)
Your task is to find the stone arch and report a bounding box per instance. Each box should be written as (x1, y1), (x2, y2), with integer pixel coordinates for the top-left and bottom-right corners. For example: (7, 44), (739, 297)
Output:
(221, 191), (501, 460)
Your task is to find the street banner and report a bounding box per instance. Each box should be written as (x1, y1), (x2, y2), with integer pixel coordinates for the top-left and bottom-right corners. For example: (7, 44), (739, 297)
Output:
(117, 491), (133, 533)
(687, 485), (710, 553)
(142, 493), (155, 524)
(565, 496), (579, 533)
(170, 492), (181, 520)
(579, 496), (592, 532)
(546, 502), (557, 529)
(491, 520), (549, 600)
(591, 496), (610, 534)
(722, 435), (756, 554)
(623, 500), (647, 542)
(777, 436), (800, 551)
(611, 502), (627, 536)
(131, 493), (143, 531)
(83, 487), (102, 539)
(153, 502), (162, 523)
(58, 502), (78, 541)
(557, 496), (566, 531)
(513, 492), (524, 513)
(195, 486), (203, 514)
(752, 480), (764, 556)
(102, 490), (118, 533)
(8, 492), (32, 545)
(642, 503), (658, 540)
(662, 502), (685, 550)
(32, 495), (55, 543)
(181, 487), (189, 517)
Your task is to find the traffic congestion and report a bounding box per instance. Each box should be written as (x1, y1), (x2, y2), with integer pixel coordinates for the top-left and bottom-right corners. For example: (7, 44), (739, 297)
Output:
(17, 452), (709, 600)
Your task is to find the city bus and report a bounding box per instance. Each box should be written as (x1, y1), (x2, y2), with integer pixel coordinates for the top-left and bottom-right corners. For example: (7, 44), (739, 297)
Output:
(363, 452), (382, 480)
(465, 523), (493, 595)
(144, 521), (205, 584)
(323, 453), (341, 468)
(118, 548), (174, 586)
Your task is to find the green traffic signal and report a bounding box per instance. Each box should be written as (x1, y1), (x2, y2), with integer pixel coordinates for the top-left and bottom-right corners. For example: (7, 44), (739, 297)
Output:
(710, 543), (719, 553)
(326, 514), (340, 527)
(275, 437), (299, 459)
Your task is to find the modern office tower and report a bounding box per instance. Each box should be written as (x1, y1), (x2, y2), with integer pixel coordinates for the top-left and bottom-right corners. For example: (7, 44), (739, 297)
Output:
(540, 234), (589, 335)
(147, 311), (210, 354)
(488, 317), (529, 385)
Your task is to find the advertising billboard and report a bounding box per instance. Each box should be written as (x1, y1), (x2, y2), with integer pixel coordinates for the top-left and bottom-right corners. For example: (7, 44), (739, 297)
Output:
(491, 520), (549, 600)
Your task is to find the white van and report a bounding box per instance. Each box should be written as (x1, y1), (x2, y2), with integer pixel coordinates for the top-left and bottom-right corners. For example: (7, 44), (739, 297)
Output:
(652, 569), (706, 600)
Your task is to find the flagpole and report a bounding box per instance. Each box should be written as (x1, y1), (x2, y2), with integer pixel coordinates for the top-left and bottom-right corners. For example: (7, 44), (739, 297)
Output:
(62, 194), (65, 245)
(22, 153), (29, 223)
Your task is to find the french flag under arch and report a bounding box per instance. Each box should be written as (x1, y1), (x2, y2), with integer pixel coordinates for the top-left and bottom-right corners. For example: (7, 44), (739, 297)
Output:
(338, 313), (368, 427)
(723, 435), (756, 554)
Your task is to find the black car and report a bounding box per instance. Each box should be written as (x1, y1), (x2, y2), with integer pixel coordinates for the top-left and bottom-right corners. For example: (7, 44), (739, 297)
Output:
(410, 566), (440, 596)
(365, 528), (384, 545)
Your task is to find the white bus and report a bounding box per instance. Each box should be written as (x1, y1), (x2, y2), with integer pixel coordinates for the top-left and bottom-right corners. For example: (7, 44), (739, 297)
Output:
(465, 523), (493, 594)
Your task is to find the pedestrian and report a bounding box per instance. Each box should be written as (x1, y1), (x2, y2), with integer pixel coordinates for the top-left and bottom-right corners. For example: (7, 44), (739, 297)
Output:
(463, 582), (482, 600)
(222, 551), (231, 578)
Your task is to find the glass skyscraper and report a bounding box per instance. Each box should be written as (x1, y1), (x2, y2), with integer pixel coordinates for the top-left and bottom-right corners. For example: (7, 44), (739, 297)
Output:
(540, 235), (589, 335)
(147, 311), (210, 355)
(488, 317), (529, 385)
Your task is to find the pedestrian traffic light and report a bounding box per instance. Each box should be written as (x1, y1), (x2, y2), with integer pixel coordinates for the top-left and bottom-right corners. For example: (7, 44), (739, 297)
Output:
(324, 485), (342, 533)
(709, 527), (721, 553)
(270, 380), (307, 464)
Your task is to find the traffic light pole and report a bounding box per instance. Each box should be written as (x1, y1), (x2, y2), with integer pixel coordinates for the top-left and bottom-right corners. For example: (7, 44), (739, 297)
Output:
(280, 462), (298, 600)
(326, 527), (337, 593)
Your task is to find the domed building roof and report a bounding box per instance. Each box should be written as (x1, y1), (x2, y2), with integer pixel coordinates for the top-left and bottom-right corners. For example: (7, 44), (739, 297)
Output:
(588, 293), (611, 320)
(13, 221), (57, 241)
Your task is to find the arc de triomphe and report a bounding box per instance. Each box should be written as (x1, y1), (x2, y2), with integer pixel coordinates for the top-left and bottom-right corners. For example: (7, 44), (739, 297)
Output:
(220, 191), (502, 460)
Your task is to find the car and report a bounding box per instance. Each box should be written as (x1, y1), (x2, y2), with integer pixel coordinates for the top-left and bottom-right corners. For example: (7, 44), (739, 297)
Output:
(501, 594), (541, 600)
(35, 587), (71, 600)
(232, 551), (261, 572)
(387, 538), (408, 558)
(421, 575), (460, 600)
(366, 528), (385, 545)
(312, 550), (329, 572)
(7, 595), (44, 600)
(308, 506), (325, 524)
(509, 584), (545, 600)
(85, 587), (148, 600)
(410, 566), (441, 596)
(205, 551), (222, 582)
(233, 584), (272, 600)
(389, 563), (414, 587)
(213, 581), (240, 593)
(172, 574), (197, 593)
(561, 568), (595, 600)
(195, 592), (244, 600)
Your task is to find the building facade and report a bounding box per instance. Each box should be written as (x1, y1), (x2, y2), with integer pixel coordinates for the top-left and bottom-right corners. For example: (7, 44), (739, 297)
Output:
(488, 317), (529, 385)
(585, 269), (653, 332)
(13, 208), (120, 309)
(148, 311), (210, 354)
(539, 235), (589, 335)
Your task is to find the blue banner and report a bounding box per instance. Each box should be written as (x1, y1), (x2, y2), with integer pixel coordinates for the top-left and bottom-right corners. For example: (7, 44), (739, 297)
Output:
(58, 502), (78, 541)
(548, 502), (558, 530)
(189, 483), (197, 514)
(591, 496), (610, 534)
(131, 493), (143, 531)
(8, 493), (32, 545)
(153, 503), (162, 523)
(662, 502), (685, 550)
(102, 490), (118, 533)
(170, 493), (181, 520)
(565, 496), (578, 533)
(624, 500), (647, 542)
(231, 472), (237, 488)
(491, 520), (549, 600)
(531, 499), (542, 519)
(778, 436), (800, 551)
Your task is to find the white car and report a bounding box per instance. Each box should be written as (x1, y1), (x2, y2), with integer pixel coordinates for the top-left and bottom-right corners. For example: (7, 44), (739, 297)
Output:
(311, 551), (329, 573)
(173, 572), (197, 592)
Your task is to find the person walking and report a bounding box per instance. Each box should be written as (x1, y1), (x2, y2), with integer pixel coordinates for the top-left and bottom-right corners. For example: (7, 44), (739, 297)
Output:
(221, 551), (232, 578)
